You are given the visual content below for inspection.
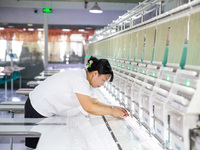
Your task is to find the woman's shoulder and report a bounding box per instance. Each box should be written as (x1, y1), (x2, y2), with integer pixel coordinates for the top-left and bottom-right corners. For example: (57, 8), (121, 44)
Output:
(69, 68), (85, 74)
(61, 68), (86, 78)
(68, 68), (90, 87)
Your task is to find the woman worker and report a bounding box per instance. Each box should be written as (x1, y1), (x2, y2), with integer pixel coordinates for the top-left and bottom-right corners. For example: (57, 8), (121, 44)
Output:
(25, 56), (129, 149)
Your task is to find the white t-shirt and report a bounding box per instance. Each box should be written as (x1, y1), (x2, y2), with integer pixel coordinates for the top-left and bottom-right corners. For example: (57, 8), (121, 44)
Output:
(29, 68), (97, 117)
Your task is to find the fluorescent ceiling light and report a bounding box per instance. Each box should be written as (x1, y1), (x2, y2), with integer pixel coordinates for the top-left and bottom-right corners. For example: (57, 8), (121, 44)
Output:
(27, 24), (33, 26)
(89, 2), (103, 14)
(8, 25), (14, 28)
(28, 28), (34, 31)
(62, 29), (71, 32)
(37, 28), (44, 31)
(85, 27), (93, 30)
(78, 29), (85, 32)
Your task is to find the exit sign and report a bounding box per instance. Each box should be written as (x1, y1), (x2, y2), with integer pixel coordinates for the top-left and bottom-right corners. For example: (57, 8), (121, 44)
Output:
(43, 8), (52, 13)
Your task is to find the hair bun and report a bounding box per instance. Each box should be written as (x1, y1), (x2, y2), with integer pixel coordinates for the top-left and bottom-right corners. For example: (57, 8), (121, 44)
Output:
(87, 56), (98, 68)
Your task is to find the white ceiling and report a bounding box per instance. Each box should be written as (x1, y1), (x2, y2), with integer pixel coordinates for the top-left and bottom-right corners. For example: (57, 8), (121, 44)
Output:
(0, 0), (140, 30)
(0, 0), (138, 10)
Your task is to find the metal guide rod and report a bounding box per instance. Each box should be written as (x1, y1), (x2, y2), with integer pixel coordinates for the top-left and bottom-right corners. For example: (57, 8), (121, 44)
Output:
(91, 0), (200, 43)
(97, 0), (161, 35)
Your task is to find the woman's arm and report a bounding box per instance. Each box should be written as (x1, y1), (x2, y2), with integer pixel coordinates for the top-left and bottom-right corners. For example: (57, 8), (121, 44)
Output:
(76, 93), (126, 118)
(92, 98), (112, 108)
(92, 98), (129, 117)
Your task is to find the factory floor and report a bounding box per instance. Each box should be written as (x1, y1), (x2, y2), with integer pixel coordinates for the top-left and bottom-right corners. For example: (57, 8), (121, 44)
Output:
(0, 88), (29, 150)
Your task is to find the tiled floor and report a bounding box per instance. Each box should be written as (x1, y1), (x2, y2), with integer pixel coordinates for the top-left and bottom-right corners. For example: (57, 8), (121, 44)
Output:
(0, 87), (30, 150)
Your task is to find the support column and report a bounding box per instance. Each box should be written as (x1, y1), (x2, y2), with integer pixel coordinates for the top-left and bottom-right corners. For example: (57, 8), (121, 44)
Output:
(44, 13), (48, 69)
(66, 34), (71, 56)
(65, 34), (71, 64)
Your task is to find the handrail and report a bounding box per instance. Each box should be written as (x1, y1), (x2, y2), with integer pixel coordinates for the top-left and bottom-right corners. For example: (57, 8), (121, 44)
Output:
(90, 0), (161, 42)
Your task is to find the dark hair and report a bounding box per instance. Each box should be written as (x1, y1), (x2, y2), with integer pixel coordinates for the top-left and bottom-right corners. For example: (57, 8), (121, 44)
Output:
(87, 56), (114, 82)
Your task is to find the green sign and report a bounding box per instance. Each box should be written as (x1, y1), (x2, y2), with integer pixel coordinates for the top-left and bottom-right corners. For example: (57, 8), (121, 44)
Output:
(43, 8), (52, 13)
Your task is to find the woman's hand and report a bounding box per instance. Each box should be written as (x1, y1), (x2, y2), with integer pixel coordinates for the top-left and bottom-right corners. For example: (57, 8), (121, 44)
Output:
(113, 106), (129, 117)
(111, 106), (129, 118)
